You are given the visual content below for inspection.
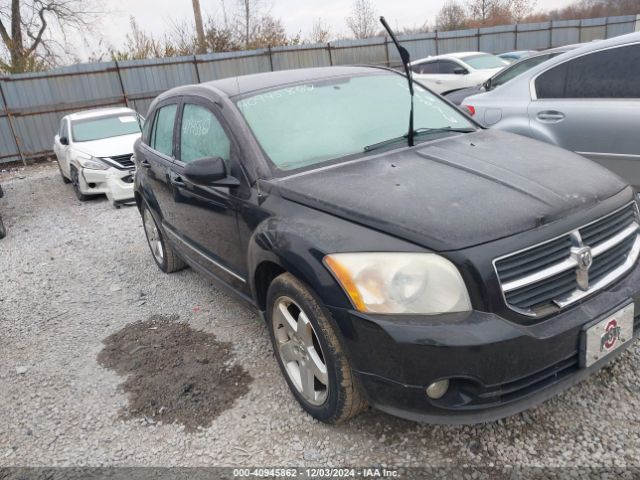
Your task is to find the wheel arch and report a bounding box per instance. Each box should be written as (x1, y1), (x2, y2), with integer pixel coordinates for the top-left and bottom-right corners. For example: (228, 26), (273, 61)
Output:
(247, 225), (351, 315)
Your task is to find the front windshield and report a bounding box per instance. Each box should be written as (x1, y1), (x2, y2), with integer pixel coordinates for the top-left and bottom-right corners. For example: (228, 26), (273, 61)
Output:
(236, 73), (474, 172)
(71, 114), (141, 142)
(463, 54), (509, 70)
(489, 53), (555, 90)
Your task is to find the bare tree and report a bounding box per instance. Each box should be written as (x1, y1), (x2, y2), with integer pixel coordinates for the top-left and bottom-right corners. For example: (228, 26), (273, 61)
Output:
(467, 0), (503, 23)
(111, 17), (168, 61)
(233, 0), (267, 49)
(436, 1), (469, 31)
(310, 17), (331, 44)
(346, 0), (378, 39)
(0, 0), (97, 73)
(506, 0), (536, 22)
(246, 15), (299, 49)
(203, 18), (240, 52)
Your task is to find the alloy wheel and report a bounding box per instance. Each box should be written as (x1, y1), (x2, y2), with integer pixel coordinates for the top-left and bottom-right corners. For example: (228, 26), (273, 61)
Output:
(272, 296), (329, 406)
(143, 208), (164, 264)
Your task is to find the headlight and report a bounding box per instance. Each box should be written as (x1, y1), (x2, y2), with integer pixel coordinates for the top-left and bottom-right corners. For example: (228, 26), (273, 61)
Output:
(77, 155), (107, 170)
(324, 253), (471, 315)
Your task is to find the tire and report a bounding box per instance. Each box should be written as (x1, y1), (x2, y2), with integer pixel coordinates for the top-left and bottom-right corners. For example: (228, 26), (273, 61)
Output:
(57, 161), (71, 184)
(70, 167), (90, 201)
(141, 203), (186, 273)
(0, 215), (6, 239)
(267, 272), (367, 424)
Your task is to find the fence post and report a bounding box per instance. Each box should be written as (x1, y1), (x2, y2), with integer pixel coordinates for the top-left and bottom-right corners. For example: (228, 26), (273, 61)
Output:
(327, 42), (333, 66)
(114, 61), (129, 109)
(604, 16), (609, 38)
(267, 45), (274, 71)
(435, 30), (439, 55)
(476, 28), (480, 51)
(514, 24), (518, 50)
(384, 36), (390, 67)
(0, 79), (26, 166)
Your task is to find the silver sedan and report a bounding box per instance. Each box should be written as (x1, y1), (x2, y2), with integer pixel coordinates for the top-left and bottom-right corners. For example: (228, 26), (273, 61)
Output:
(463, 32), (640, 186)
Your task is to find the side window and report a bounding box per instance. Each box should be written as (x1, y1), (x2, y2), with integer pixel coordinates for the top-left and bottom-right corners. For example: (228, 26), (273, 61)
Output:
(412, 61), (438, 74)
(179, 104), (231, 165)
(142, 111), (155, 145)
(535, 63), (568, 98)
(537, 44), (640, 99)
(439, 60), (461, 74)
(150, 104), (177, 156)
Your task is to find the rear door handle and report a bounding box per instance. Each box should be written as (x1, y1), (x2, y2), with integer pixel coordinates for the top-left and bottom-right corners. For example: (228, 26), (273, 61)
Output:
(537, 111), (565, 122)
(139, 158), (151, 168)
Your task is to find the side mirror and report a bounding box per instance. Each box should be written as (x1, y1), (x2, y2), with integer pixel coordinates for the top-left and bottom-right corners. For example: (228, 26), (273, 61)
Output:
(453, 67), (468, 75)
(183, 157), (240, 187)
(60, 136), (69, 145)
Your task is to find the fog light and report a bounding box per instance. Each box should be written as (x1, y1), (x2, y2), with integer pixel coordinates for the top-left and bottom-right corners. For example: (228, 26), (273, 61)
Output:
(426, 379), (449, 399)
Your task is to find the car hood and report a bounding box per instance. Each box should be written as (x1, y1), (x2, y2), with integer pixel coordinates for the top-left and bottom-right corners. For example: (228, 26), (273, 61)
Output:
(73, 133), (140, 158)
(275, 129), (626, 251)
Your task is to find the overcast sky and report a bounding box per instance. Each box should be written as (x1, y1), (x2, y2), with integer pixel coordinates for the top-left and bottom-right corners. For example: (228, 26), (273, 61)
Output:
(99, 0), (576, 52)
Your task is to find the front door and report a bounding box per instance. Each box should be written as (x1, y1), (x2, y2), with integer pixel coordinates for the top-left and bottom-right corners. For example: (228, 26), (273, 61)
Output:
(164, 99), (248, 291)
(137, 102), (179, 229)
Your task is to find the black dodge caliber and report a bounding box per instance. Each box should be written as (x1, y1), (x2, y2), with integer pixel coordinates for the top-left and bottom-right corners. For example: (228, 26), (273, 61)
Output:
(134, 66), (640, 424)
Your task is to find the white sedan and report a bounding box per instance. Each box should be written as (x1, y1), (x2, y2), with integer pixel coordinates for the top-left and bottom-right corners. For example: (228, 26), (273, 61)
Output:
(410, 52), (509, 94)
(53, 107), (142, 207)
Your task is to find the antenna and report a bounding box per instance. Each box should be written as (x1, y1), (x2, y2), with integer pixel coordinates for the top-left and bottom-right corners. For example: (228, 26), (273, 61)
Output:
(379, 16), (414, 147)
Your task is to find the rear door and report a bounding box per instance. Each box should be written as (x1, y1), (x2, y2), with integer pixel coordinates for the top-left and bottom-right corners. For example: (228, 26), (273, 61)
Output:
(528, 43), (640, 186)
(163, 98), (248, 291)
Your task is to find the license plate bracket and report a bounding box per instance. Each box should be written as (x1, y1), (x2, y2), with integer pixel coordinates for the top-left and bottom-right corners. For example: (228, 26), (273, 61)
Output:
(580, 301), (634, 368)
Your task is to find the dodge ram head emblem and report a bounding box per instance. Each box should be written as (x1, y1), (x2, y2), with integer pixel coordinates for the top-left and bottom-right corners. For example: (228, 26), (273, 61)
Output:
(571, 245), (593, 291)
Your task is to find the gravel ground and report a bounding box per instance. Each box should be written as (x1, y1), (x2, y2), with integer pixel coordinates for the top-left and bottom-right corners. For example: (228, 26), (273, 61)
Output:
(1, 162), (640, 468)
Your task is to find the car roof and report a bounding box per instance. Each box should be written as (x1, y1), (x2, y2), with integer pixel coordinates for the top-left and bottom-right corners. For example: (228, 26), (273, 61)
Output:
(157, 66), (390, 101)
(65, 107), (136, 121)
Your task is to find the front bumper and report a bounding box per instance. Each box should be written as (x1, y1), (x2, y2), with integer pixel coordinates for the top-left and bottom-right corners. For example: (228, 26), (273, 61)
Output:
(80, 167), (135, 204)
(329, 261), (640, 424)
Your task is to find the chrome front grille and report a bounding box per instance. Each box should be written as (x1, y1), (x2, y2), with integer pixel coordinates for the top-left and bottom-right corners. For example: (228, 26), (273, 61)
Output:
(494, 202), (640, 317)
(102, 154), (135, 170)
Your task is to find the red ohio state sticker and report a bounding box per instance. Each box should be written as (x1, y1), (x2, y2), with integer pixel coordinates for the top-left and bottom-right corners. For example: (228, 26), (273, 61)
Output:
(600, 319), (621, 351)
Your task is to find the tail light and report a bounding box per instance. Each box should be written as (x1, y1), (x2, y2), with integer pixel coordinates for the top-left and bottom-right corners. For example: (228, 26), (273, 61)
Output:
(462, 105), (475, 116)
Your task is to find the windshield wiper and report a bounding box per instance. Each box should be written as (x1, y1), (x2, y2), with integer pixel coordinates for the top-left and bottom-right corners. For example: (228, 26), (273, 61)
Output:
(363, 126), (476, 152)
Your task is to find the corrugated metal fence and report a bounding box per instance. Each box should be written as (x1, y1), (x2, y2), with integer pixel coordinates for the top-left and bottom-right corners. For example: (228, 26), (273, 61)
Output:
(1, 14), (639, 164)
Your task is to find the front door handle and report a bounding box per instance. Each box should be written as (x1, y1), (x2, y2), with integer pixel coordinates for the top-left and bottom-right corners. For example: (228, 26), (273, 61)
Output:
(537, 110), (565, 122)
(169, 173), (187, 188)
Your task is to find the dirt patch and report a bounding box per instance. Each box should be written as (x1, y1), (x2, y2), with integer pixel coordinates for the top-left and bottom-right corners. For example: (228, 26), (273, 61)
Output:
(97, 314), (252, 432)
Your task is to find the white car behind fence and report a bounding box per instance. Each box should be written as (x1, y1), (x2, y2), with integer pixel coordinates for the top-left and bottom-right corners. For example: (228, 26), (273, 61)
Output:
(53, 107), (142, 207)
(410, 52), (509, 94)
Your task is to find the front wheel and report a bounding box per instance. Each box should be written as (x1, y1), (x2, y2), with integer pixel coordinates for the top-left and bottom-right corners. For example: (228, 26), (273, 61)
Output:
(267, 273), (367, 424)
(141, 203), (186, 273)
(70, 167), (89, 201)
